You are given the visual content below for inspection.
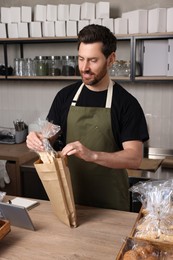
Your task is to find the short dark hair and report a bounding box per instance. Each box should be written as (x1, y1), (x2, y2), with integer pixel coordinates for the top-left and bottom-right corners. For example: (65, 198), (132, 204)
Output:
(77, 24), (117, 58)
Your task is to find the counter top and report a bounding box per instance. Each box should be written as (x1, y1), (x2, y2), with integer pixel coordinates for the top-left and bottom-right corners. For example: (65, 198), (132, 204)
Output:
(0, 197), (137, 260)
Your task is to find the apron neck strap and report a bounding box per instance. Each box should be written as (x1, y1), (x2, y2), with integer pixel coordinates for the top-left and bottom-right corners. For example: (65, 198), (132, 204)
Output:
(71, 80), (114, 108)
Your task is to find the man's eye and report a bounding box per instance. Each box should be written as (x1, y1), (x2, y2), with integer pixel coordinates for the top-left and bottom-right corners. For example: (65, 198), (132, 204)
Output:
(91, 59), (97, 63)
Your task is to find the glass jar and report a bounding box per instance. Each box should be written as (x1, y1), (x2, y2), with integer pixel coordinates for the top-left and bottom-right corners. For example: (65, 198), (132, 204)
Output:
(24, 58), (34, 76)
(34, 56), (48, 76)
(47, 56), (62, 76)
(61, 56), (76, 76)
(14, 58), (25, 76)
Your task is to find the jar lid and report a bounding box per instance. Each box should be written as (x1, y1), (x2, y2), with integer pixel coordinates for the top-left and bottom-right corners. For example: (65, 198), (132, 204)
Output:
(62, 56), (75, 60)
(47, 56), (61, 60)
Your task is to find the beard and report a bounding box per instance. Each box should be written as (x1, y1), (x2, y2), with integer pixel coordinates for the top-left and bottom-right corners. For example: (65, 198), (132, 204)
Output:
(80, 64), (107, 86)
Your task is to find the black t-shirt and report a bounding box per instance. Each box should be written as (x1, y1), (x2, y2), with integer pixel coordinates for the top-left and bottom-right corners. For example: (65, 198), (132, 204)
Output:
(47, 80), (149, 150)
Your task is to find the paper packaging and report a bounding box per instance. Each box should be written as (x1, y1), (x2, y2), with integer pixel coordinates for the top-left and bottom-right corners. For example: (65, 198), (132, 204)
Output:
(42, 21), (55, 37)
(34, 154), (77, 228)
(29, 22), (42, 37)
(102, 18), (114, 33)
(114, 18), (128, 34)
(90, 18), (102, 25)
(66, 21), (77, 36)
(10, 7), (21, 23)
(55, 21), (66, 37)
(18, 23), (28, 38)
(148, 8), (167, 33)
(0, 23), (7, 38)
(1, 7), (11, 24)
(57, 4), (69, 21)
(81, 2), (95, 20)
(167, 8), (173, 33)
(96, 1), (110, 19)
(69, 4), (80, 21)
(21, 6), (32, 23)
(34, 5), (47, 22)
(78, 20), (89, 33)
(7, 23), (18, 38)
(122, 9), (147, 34)
(46, 4), (57, 22)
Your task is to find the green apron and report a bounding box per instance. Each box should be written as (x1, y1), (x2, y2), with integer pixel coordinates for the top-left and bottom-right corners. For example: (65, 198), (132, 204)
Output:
(66, 80), (130, 211)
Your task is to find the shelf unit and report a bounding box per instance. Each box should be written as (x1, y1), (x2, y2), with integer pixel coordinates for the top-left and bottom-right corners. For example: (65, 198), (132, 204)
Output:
(0, 33), (173, 82)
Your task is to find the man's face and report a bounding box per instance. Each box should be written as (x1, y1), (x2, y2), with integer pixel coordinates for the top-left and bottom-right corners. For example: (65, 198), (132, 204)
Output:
(78, 42), (109, 86)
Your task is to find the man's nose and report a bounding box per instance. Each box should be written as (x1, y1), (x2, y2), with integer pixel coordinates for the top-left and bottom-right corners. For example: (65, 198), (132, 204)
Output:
(82, 60), (90, 71)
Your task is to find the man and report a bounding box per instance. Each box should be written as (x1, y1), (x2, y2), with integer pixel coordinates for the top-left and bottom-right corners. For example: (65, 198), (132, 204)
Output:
(27, 24), (149, 211)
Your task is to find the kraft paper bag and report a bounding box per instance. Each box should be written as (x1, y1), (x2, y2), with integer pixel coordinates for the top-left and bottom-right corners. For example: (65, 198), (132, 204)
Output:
(34, 154), (77, 228)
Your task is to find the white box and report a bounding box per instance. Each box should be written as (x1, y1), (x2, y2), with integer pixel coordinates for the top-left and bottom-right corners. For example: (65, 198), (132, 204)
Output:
(102, 18), (114, 32)
(148, 8), (166, 33)
(69, 4), (80, 21)
(21, 6), (32, 23)
(18, 22), (28, 38)
(34, 5), (47, 22)
(114, 18), (128, 34)
(167, 8), (173, 33)
(57, 5), (69, 21)
(122, 10), (147, 34)
(78, 20), (89, 33)
(55, 21), (66, 36)
(90, 19), (102, 25)
(1, 7), (11, 23)
(46, 4), (57, 21)
(96, 2), (110, 19)
(7, 23), (18, 38)
(11, 7), (21, 23)
(81, 2), (95, 20)
(66, 21), (77, 36)
(0, 23), (7, 38)
(143, 40), (168, 76)
(29, 22), (42, 37)
(42, 21), (55, 37)
(167, 39), (173, 76)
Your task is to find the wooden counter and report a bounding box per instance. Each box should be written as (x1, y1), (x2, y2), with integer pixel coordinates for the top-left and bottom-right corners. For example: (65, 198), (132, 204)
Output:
(0, 143), (38, 195)
(0, 198), (138, 259)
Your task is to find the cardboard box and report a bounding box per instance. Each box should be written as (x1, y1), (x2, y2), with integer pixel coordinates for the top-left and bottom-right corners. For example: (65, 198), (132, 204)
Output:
(42, 21), (55, 37)
(11, 7), (21, 23)
(57, 5), (69, 21)
(0, 23), (7, 38)
(7, 23), (18, 38)
(167, 39), (173, 76)
(148, 8), (167, 33)
(167, 7), (173, 33)
(90, 18), (102, 25)
(96, 2), (110, 19)
(69, 4), (80, 21)
(29, 22), (42, 37)
(81, 2), (95, 20)
(1, 7), (11, 23)
(34, 5), (47, 22)
(18, 22), (29, 38)
(102, 18), (114, 32)
(66, 21), (77, 36)
(78, 20), (89, 33)
(21, 6), (32, 23)
(55, 21), (66, 37)
(46, 4), (57, 22)
(122, 9), (147, 34)
(114, 18), (128, 34)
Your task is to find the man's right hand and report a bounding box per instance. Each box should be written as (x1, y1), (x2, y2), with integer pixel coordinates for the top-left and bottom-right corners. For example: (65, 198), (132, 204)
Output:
(26, 131), (45, 152)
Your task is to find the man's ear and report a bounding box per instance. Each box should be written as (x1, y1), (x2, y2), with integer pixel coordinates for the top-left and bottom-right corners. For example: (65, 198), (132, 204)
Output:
(107, 52), (116, 68)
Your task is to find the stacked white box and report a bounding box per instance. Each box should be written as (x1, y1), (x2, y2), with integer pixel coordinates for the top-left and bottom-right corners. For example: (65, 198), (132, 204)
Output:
(66, 21), (77, 36)
(55, 21), (66, 36)
(0, 23), (7, 38)
(42, 21), (55, 37)
(167, 8), (173, 33)
(114, 18), (128, 34)
(21, 6), (32, 23)
(90, 19), (102, 25)
(102, 18), (114, 32)
(81, 2), (95, 20)
(58, 5), (69, 21)
(47, 5), (57, 22)
(11, 7), (21, 23)
(148, 8), (167, 33)
(7, 23), (18, 38)
(78, 20), (89, 33)
(167, 39), (173, 76)
(122, 10), (147, 34)
(34, 5), (47, 22)
(29, 22), (42, 37)
(18, 23), (28, 38)
(69, 4), (80, 21)
(96, 2), (110, 19)
(1, 7), (11, 23)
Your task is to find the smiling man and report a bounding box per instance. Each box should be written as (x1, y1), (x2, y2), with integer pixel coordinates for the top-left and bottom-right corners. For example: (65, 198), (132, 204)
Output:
(27, 24), (149, 211)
